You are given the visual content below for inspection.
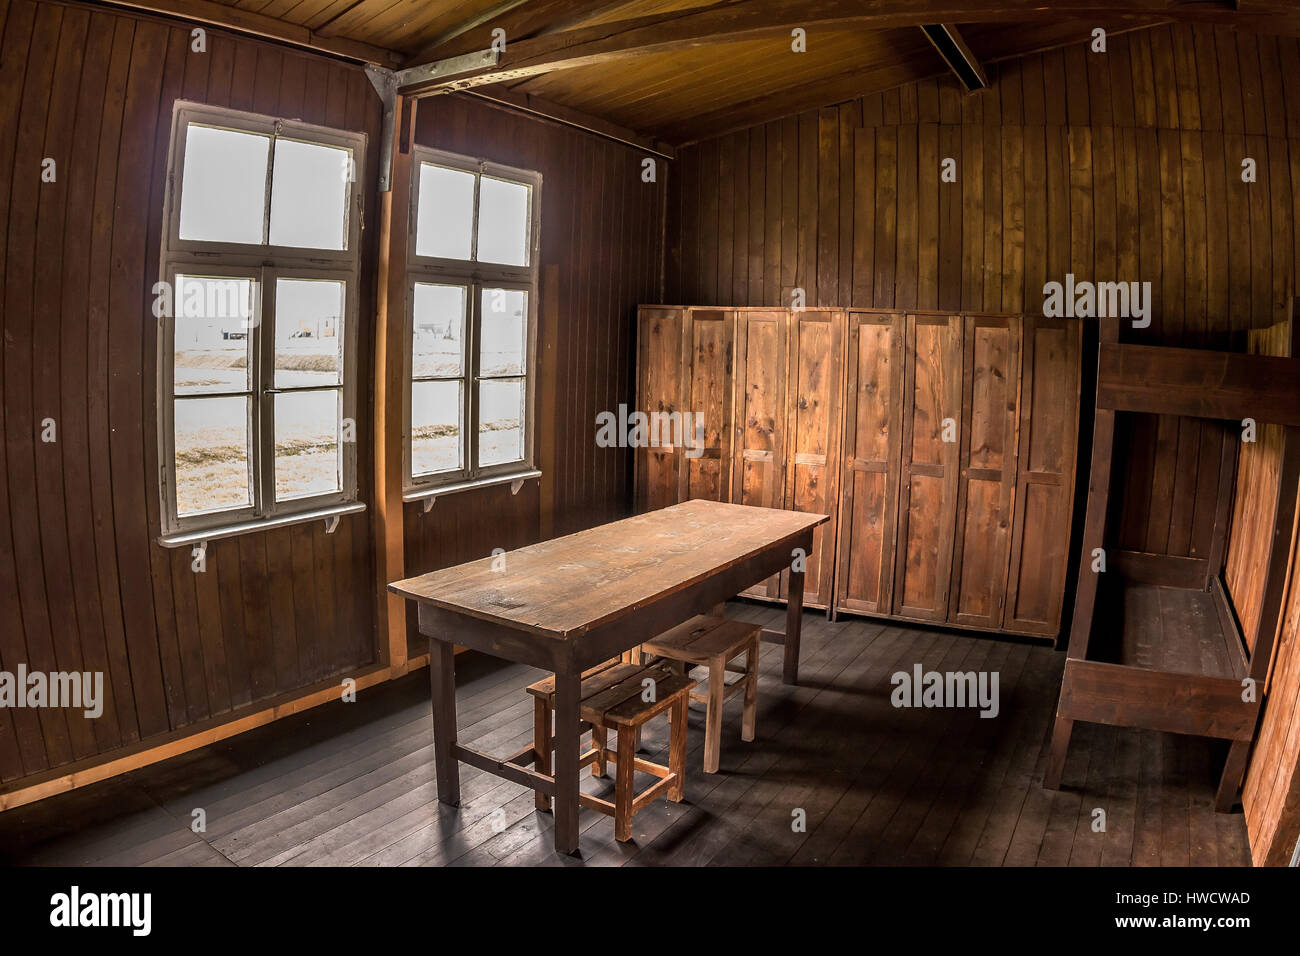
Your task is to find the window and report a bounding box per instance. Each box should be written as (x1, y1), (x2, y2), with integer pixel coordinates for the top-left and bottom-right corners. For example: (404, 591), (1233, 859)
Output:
(406, 147), (541, 493)
(157, 103), (365, 540)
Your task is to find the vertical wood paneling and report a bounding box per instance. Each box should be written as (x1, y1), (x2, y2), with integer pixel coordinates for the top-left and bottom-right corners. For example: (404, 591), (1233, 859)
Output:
(0, 3), (381, 787)
(668, 23), (1299, 569)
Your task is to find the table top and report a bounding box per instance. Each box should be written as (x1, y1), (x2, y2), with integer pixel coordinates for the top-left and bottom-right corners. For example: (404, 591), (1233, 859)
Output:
(388, 500), (826, 639)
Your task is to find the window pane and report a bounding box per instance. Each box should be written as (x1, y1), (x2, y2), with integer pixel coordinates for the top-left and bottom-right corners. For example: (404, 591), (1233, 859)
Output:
(477, 176), (531, 266)
(479, 288), (527, 376)
(269, 138), (350, 250)
(412, 283), (466, 378)
(416, 164), (474, 259)
(275, 390), (341, 501)
(178, 125), (269, 244)
(411, 380), (462, 476)
(274, 278), (344, 388)
(174, 395), (252, 516)
(478, 378), (524, 467)
(173, 275), (256, 395)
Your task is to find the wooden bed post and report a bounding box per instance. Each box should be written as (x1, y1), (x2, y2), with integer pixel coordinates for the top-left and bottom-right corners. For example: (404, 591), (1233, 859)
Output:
(1044, 317), (1118, 791)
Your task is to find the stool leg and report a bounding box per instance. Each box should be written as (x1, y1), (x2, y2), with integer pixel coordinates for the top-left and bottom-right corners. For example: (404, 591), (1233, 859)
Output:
(591, 720), (607, 778)
(741, 638), (758, 743)
(704, 657), (725, 773)
(533, 696), (552, 812)
(669, 695), (687, 803)
(614, 725), (637, 842)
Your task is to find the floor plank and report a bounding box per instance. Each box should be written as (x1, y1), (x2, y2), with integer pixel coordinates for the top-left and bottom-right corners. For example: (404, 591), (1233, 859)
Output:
(0, 604), (1252, 867)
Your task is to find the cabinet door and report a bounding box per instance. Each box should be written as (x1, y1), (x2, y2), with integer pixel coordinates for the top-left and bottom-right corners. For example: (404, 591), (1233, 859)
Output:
(679, 309), (734, 503)
(1004, 316), (1081, 638)
(634, 307), (685, 512)
(893, 313), (963, 622)
(732, 310), (788, 600)
(835, 311), (904, 616)
(779, 309), (844, 608)
(948, 315), (1021, 629)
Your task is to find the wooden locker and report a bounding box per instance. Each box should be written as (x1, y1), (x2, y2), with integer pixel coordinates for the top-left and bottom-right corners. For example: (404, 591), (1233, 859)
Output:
(779, 309), (844, 609)
(634, 307), (685, 512)
(948, 315), (1021, 629)
(1004, 316), (1082, 637)
(893, 313), (963, 622)
(834, 311), (904, 616)
(732, 309), (788, 600)
(679, 309), (734, 503)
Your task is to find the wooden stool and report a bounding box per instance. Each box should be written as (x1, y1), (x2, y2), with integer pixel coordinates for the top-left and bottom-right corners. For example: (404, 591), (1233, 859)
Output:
(527, 662), (694, 842)
(640, 615), (760, 773)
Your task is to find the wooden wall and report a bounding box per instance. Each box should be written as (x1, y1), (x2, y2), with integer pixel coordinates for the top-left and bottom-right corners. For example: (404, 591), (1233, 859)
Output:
(401, 94), (665, 649)
(1242, 475), (1300, 864)
(666, 23), (1300, 565)
(0, 0), (382, 787)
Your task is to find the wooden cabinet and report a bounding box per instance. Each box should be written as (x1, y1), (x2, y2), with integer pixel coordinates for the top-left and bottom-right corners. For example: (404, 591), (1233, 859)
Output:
(894, 314), (963, 622)
(949, 315), (1021, 629)
(780, 309), (844, 608)
(634, 305), (1080, 639)
(1004, 316), (1082, 636)
(634, 307), (685, 512)
(835, 311), (904, 616)
(732, 310), (788, 600)
(681, 309), (734, 504)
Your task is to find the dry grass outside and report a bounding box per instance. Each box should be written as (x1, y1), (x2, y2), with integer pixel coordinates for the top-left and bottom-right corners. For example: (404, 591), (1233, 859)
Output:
(175, 351), (339, 373)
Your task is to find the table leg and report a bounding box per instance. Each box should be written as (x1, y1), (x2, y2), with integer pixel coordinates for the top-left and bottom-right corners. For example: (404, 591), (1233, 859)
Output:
(551, 664), (582, 854)
(428, 637), (460, 806)
(784, 552), (806, 685)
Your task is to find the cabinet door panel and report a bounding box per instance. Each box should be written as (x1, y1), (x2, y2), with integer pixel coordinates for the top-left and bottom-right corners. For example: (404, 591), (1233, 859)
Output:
(949, 316), (1020, 628)
(836, 312), (904, 615)
(893, 314), (962, 621)
(780, 310), (844, 608)
(681, 309), (734, 503)
(732, 310), (788, 599)
(1005, 317), (1081, 637)
(634, 307), (685, 513)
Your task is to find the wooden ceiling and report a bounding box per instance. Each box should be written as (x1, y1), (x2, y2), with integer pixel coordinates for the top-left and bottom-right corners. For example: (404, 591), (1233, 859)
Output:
(121, 0), (1300, 145)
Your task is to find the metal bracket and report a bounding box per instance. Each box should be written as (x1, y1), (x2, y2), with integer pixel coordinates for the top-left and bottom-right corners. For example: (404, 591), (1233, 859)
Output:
(510, 477), (525, 496)
(394, 50), (500, 92)
(423, 494), (437, 514)
(323, 514), (341, 534)
(365, 65), (399, 192)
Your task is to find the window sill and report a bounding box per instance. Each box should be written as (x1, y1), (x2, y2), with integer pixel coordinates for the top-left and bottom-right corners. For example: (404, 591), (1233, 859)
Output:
(404, 469), (542, 510)
(158, 501), (367, 549)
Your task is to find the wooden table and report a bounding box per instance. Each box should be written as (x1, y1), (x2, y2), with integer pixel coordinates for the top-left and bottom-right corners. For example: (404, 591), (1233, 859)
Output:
(388, 499), (827, 854)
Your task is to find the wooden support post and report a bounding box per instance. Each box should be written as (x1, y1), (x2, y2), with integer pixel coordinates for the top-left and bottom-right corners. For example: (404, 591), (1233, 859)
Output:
(1045, 318), (1118, 791)
(373, 95), (416, 671)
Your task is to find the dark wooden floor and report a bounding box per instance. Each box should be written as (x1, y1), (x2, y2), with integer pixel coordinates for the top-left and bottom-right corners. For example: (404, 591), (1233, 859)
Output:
(0, 604), (1252, 866)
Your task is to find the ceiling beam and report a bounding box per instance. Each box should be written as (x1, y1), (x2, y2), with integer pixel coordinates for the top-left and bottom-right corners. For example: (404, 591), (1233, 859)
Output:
(105, 0), (404, 66)
(920, 24), (987, 92)
(458, 88), (676, 157)
(407, 0), (641, 66)
(397, 0), (1300, 95)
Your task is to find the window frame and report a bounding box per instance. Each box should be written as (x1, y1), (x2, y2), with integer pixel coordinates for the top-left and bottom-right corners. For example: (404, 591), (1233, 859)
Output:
(404, 146), (541, 494)
(157, 101), (365, 541)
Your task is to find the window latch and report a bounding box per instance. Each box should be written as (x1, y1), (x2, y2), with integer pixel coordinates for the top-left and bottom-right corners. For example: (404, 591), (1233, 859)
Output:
(262, 387), (283, 394)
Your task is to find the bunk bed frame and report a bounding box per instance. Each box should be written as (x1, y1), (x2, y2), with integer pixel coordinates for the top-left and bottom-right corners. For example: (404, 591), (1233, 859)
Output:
(1044, 305), (1300, 811)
